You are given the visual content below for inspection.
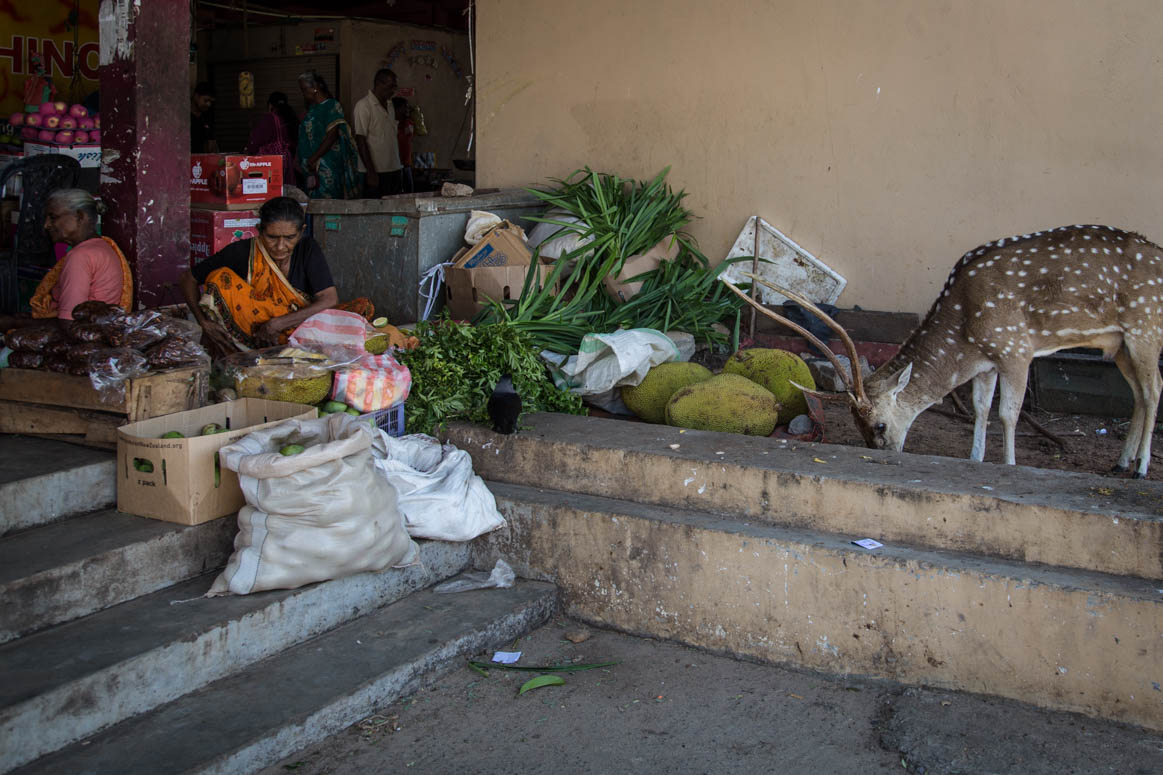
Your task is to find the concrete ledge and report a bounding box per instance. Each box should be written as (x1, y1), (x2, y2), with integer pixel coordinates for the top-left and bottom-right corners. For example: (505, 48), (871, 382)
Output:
(474, 482), (1163, 731)
(0, 511), (235, 643)
(0, 437), (115, 535)
(445, 414), (1163, 580)
(15, 581), (558, 775)
(0, 540), (472, 772)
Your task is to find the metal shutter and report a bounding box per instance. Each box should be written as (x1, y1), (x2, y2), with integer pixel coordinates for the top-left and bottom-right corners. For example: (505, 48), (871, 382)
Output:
(209, 54), (339, 153)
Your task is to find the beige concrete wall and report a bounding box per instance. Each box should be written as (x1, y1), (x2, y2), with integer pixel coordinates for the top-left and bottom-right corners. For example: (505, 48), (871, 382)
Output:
(476, 0), (1163, 315)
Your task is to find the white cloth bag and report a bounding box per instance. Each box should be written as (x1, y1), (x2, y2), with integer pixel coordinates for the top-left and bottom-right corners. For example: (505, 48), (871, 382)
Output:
(370, 431), (505, 542)
(208, 413), (418, 596)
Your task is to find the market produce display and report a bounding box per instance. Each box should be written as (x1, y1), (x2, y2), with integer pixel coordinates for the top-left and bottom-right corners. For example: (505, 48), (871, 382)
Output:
(395, 319), (585, 435)
(9, 101), (100, 148)
(3, 308), (209, 395)
(475, 167), (750, 356)
(722, 348), (815, 424)
(222, 348), (337, 405)
(665, 373), (782, 436)
(621, 361), (713, 424)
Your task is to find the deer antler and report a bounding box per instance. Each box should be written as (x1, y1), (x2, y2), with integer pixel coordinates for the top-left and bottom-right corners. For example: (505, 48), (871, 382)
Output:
(738, 273), (868, 403)
(720, 277), (859, 404)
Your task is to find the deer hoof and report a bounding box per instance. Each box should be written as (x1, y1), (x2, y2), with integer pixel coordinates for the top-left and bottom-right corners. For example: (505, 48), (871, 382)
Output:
(1132, 471), (1146, 479)
(1110, 463), (1129, 473)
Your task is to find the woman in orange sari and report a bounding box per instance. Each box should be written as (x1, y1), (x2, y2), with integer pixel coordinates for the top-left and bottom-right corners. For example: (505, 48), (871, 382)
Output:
(180, 196), (369, 354)
(1, 189), (132, 331)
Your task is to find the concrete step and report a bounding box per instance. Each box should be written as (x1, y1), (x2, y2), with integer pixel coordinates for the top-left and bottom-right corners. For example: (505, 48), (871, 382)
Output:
(445, 414), (1163, 580)
(14, 580), (557, 775)
(0, 436), (115, 536)
(0, 540), (472, 772)
(474, 481), (1163, 732)
(0, 510), (234, 644)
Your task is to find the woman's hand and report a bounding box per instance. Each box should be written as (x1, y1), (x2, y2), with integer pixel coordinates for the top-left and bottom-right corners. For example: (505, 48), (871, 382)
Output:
(198, 316), (236, 352)
(254, 317), (286, 346)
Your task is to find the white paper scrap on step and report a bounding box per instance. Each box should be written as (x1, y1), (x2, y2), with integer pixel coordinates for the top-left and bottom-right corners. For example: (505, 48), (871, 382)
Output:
(492, 651), (522, 664)
(852, 538), (883, 550)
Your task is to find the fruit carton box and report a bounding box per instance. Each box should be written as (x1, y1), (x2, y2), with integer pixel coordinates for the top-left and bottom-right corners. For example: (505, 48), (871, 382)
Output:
(190, 153), (283, 210)
(117, 398), (315, 525)
(190, 208), (261, 266)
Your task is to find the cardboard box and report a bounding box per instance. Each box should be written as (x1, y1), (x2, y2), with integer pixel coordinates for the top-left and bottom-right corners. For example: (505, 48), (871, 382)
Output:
(190, 153), (283, 210)
(24, 142), (101, 168)
(454, 222), (531, 268)
(190, 208), (260, 266)
(117, 398), (316, 525)
(603, 235), (681, 304)
(445, 259), (551, 320)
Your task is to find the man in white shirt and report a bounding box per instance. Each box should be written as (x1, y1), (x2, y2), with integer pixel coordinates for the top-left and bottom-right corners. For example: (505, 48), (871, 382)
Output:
(352, 69), (402, 197)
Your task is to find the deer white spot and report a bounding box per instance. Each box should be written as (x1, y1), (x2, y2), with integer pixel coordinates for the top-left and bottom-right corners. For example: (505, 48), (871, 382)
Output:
(969, 270), (977, 276)
(1040, 267), (1049, 274)
(1137, 253), (1143, 259)
(1018, 270), (1027, 277)
(985, 301), (996, 308)
(1065, 249), (1072, 255)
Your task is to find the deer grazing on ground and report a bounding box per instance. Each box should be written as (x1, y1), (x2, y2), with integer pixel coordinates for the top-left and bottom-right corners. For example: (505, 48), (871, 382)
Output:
(723, 225), (1163, 477)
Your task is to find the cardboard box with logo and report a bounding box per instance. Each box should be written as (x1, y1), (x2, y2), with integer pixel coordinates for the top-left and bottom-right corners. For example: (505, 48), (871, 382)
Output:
(189, 209), (260, 267)
(603, 235), (680, 304)
(117, 398), (316, 525)
(190, 154), (283, 210)
(444, 222), (552, 319)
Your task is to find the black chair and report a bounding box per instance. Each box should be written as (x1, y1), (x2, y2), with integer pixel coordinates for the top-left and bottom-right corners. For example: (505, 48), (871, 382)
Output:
(0, 154), (81, 314)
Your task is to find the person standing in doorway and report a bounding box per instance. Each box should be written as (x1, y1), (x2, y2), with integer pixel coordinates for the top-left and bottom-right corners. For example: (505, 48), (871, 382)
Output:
(191, 82), (217, 153)
(392, 96), (415, 194)
(353, 69), (402, 198)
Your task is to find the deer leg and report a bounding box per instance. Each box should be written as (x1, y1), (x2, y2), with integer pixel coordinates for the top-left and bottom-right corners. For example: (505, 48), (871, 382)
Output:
(969, 371), (997, 462)
(1119, 343), (1162, 478)
(996, 368), (1030, 466)
(1112, 348), (1145, 473)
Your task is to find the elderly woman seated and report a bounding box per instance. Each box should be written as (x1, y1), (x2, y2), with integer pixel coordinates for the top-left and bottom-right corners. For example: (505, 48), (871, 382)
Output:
(0, 188), (132, 332)
(180, 196), (371, 354)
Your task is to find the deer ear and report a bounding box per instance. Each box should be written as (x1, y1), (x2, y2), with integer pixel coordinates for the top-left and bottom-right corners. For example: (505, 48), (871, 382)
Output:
(889, 363), (913, 399)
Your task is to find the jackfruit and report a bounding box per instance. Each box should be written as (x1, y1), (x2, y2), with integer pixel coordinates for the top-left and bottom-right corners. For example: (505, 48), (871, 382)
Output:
(664, 373), (781, 436)
(234, 364), (333, 405)
(364, 334), (390, 355)
(722, 348), (815, 424)
(621, 361), (713, 424)
(365, 324), (420, 354)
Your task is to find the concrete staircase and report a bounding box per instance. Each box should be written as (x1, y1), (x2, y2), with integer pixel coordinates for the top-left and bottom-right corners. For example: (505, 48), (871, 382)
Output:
(444, 413), (1163, 733)
(0, 436), (557, 774)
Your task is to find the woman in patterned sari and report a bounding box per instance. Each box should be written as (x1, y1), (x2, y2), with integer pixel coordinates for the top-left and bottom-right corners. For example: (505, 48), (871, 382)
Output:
(180, 197), (371, 354)
(297, 71), (360, 200)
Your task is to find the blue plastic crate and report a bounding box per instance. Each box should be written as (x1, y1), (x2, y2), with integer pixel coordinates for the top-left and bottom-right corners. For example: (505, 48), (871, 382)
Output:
(360, 402), (405, 437)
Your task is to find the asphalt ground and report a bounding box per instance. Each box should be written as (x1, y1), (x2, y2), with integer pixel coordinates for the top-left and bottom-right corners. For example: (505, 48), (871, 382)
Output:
(262, 617), (1163, 775)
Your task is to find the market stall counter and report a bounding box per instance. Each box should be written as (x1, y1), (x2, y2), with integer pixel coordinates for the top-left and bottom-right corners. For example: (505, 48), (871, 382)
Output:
(306, 188), (545, 325)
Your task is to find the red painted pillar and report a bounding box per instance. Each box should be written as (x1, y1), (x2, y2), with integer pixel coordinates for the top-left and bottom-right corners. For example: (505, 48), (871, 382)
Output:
(98, 0), (190, 309)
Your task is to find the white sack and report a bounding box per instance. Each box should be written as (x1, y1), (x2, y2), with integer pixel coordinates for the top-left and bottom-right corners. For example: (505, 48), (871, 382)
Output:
(370, 431), (505, 542)
(208, 413), (418, 596)
(527, 213), (593, 261)
(464, 210), (503, 245)
(542, 328), (679, 396)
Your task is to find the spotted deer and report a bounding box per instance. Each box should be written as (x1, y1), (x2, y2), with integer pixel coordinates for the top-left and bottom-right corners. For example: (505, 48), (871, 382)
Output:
(723, 225), (1163, 477)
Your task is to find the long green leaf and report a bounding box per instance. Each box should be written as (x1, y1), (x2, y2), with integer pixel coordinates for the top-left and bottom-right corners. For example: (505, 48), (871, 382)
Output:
(518, 675), (566, 695)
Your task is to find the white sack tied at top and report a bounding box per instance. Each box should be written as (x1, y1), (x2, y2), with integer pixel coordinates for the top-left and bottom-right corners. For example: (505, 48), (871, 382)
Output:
(369, 431), (505, 542)
(208, 413), (418, 596)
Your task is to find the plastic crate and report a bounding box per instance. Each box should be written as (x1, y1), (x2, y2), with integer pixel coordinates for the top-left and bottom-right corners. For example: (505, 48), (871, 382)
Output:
(360, 402), (405, 437)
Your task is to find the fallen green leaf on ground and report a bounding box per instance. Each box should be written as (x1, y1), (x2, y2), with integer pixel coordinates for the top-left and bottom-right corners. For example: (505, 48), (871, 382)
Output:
(518, 675), (566, 696)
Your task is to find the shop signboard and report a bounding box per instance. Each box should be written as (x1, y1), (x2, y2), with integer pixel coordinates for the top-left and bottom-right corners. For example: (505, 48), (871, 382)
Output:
(0, 1), (100, 116)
